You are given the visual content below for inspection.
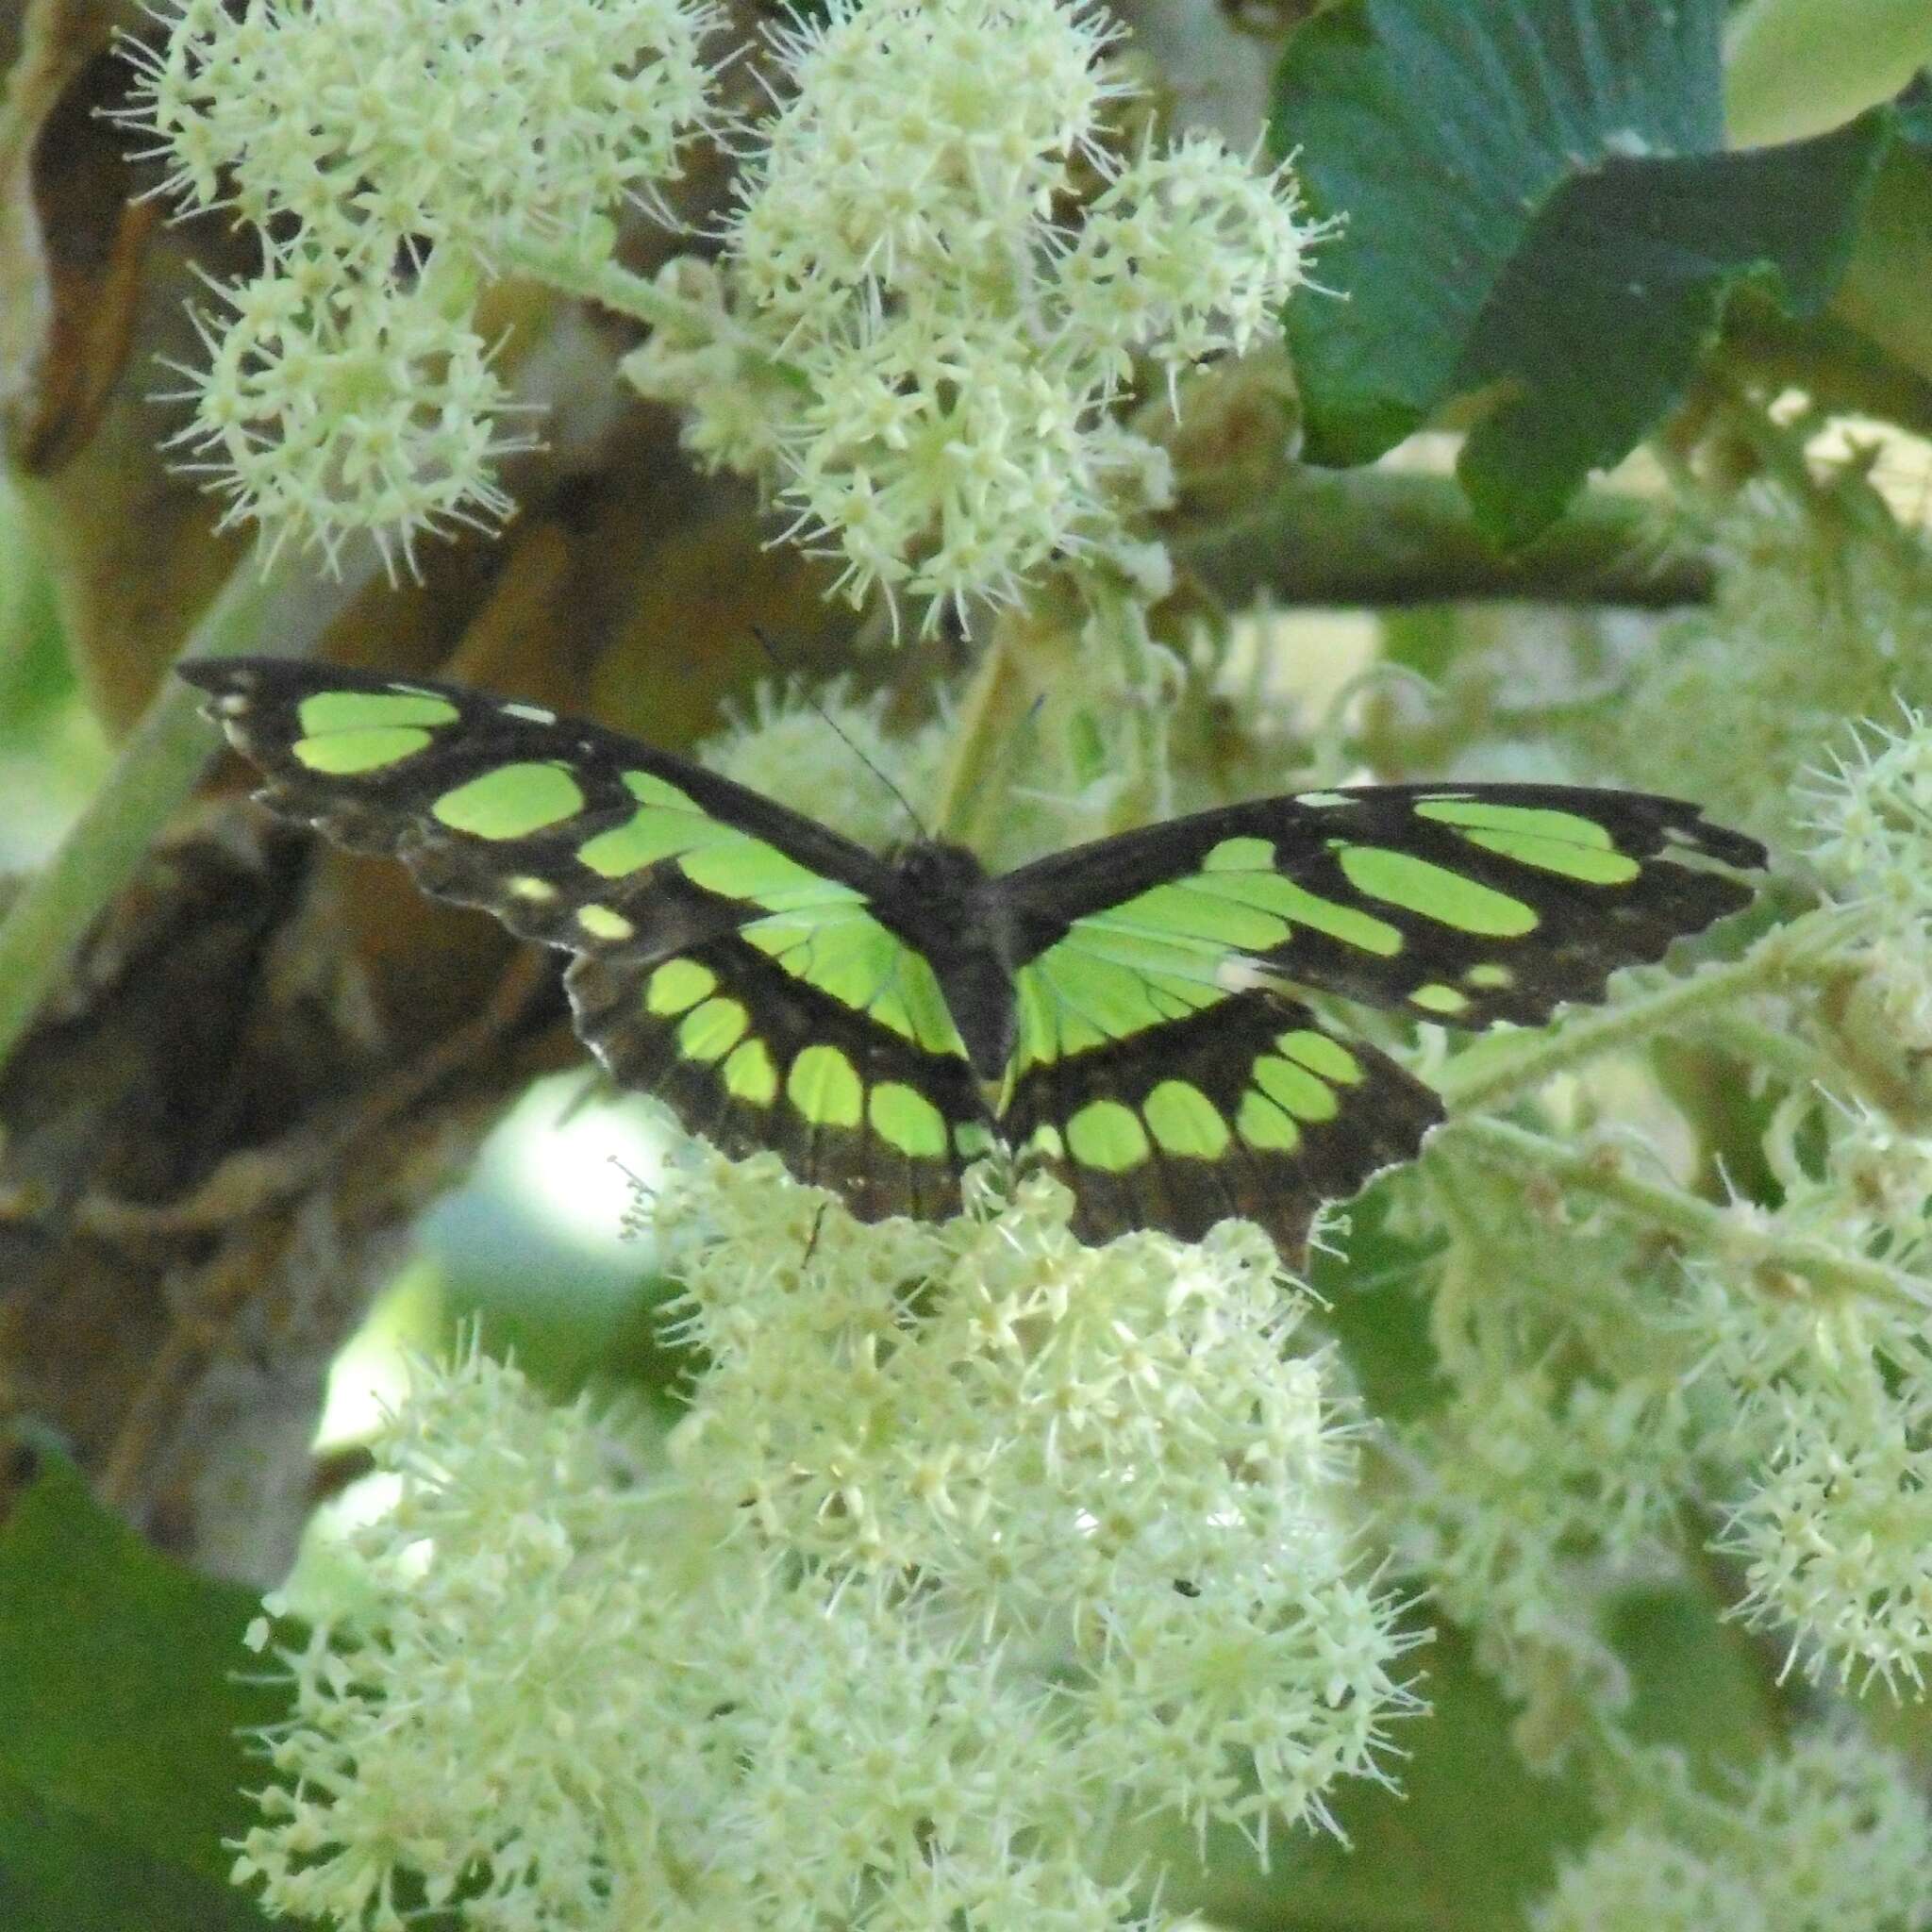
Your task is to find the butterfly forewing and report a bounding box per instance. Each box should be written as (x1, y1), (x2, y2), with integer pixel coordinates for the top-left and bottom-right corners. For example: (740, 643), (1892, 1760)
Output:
(1000, 784), (1766, 1030)
(182, 659), (994, 1222)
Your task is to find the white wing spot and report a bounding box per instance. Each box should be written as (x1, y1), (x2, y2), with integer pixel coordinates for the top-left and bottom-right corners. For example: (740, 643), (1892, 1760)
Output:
(501, 702), (558, 724)
(1216, 955), (1288, 994)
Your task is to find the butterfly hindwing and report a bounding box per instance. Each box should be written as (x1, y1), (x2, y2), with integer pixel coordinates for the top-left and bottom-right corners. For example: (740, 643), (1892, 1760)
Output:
(1003, 991), (1441, 1255)
(567, 920), (986, 1223)
(182, 658), (994, 1222)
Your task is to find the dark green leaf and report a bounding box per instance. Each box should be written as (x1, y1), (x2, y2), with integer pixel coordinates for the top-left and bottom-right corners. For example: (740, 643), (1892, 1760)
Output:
(0, 1441), (288, 1890)
(1456, 116), (1891, 544)
(0, 1776), (271, 1932)
(1274, 0), (1890, 542)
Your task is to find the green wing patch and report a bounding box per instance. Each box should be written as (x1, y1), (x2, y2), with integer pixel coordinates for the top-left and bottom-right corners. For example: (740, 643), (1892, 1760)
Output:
(182, 659), (992, 1223)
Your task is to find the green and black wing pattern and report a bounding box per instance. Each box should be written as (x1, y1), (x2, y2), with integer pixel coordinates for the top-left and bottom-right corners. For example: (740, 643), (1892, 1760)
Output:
(992, 786), (1766, 1249)
(184, 659), (1767, 1259)
(181, 659), (993, 1224)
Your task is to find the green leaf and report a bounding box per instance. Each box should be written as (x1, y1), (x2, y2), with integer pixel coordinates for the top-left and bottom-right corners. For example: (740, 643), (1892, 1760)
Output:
(1456, 117), (1891, 544)
(0, 1440), (290, 1897)
(1274, 0), (1891, 543)
(0, 1777), (270, 1932)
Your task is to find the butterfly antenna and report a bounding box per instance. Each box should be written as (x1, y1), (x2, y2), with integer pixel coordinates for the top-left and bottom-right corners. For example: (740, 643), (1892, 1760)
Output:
(990, 693), (1046, 796)
(750, 628), (930, 841)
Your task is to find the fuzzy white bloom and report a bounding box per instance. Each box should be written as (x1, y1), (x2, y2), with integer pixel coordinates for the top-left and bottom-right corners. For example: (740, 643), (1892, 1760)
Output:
(1719, 1378), (1932, 1690)
(1690, 1262), (1932, 1690)
(628, 0), (1322, 628)
(235, 1169), (1413, 1928)
(1600, 486), (1932, 846)
(1767, 1090), (1932, 1273)
(1395, 1360), (1693, 1734)
(1533, 1827), (1771, 1932)
(118, 0), (722, 565)
(658, 1156), (1417, 1854)
(122, 0), (722, 267)
(162, 262), (532, 573)
(1529, 1733), (1932, 1932)
(1803, 702), (1932, 925)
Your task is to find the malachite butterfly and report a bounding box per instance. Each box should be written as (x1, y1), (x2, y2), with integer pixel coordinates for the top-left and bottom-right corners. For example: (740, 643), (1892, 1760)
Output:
(181, 659), (1767, 1259)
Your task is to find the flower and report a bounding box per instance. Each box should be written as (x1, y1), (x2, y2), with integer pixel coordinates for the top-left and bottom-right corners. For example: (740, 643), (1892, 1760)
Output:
(161, 263), (530, 575)
(629, 0), (1323, 630)
(1530, 1733), (1932, 1932)
(121, 0), (723, 269)
(118, 0), (723, 567)
(236, 1164), (1413, 1927)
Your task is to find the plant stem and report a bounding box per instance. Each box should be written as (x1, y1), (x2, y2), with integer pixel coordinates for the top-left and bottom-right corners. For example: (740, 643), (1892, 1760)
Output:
(0, 554), (376, 1079)
(1441, 1115), (1932, 1313)
(501, 242), (703, 334)
(503, 240), (810, 394)
(1435, 911), (1857, 1119)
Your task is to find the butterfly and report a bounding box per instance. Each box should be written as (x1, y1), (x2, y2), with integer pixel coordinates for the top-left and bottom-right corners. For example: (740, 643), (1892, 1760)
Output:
(181, 658), (1767, 1259)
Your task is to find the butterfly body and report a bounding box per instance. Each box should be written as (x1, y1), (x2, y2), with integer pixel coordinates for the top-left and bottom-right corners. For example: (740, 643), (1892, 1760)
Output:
(182, 659), (1768, 1258)
(865, 839), (1017, 1081)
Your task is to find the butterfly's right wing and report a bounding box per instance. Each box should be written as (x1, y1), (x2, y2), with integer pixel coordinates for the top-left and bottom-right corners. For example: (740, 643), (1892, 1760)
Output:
(988, 782), (1764, 1256)
(183, 658), (994, 1222)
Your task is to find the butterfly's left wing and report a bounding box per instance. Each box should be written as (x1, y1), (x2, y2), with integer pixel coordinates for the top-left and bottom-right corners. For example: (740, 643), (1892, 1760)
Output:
(181, 658), (992, 1224)
(993, 783), (1767, 1256)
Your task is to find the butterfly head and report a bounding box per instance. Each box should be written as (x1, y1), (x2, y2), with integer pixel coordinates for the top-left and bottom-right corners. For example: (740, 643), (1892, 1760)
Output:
(889, 838), (991, 903)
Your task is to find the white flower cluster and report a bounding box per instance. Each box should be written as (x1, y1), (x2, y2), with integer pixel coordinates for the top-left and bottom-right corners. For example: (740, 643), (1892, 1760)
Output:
(121, 0), (721, 567)
(1398, 1359), (1695, 1721)
(125, 0), (718, 267)
(235, 1166), (1413, 1929)
(1407, 1124), (1932, 1701)
(161, 264), (526, 573)
(659, 1158), (1414, 1852)
(628, 0), (1320, 625)
(1530, 1733), (1932, 1932)
(1696, 1271), (1932, 1690)
(1598, 484), (1932, 847)
(1804, 701), (1932, 926)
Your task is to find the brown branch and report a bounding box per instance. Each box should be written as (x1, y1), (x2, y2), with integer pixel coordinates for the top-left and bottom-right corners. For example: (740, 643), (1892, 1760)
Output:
(1168, 467), (1714, 612)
